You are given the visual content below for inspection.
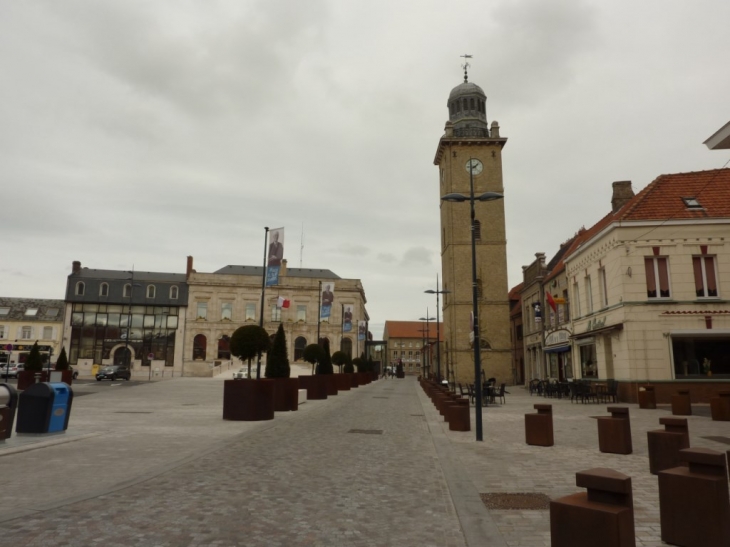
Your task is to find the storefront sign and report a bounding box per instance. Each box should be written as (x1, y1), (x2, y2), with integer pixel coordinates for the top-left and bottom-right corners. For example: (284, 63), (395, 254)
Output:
(0, 344), (51, 352)
(585, 317), (606, 333)
(545, 329), (571, 346)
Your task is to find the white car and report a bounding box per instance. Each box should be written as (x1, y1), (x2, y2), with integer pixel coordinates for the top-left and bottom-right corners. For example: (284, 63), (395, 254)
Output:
(232, 368), (250, 379)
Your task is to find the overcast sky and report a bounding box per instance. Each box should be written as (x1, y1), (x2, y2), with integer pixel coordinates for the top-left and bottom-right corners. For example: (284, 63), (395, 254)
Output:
(2, 0), (729, 338)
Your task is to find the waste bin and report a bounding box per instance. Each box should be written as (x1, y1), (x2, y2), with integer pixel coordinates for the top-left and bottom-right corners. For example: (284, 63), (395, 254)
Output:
(0, 383), (19, 440)
(16, 382), (74, 434)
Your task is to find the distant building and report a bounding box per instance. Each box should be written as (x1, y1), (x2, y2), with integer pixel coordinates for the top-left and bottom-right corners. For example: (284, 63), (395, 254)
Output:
(184, 257), (368, 377)
(63, 260), (188, 378)
(0, 297), (65, 365)
(382, 320), (442, 377)
(507, 283), (524, 385)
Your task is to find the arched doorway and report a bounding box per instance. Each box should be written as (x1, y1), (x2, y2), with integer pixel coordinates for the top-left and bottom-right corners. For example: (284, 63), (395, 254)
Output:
(294, 336), (307, 361)
(114, 347), (132, 366)
(193, 334), (207, 360)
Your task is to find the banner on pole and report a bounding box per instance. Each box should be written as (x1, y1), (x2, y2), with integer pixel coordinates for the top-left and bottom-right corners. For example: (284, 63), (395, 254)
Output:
(343, 304), (353, 332)
(266, 227), (284, 286)
(320, 282), (334, 319)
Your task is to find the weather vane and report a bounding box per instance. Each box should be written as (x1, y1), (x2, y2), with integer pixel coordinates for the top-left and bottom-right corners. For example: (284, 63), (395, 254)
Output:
(460, 54), (472, 83)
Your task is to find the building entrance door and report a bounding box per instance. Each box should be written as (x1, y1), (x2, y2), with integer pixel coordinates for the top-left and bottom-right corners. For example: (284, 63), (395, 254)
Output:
(114, 347), (131, 366)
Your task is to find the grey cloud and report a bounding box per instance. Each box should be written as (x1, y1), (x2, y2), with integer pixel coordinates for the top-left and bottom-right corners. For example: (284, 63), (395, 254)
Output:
(377, 253), (397, 264)
(401, 247), (432, 267)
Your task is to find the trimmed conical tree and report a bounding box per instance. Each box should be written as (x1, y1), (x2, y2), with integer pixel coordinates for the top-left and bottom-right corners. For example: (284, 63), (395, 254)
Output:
(303, 344), (323, 375)
(265, 324), (290, 378)
(230, 325), (270, 378)
(55, 347), (70, 371)
(24, 342), (43, 371)
(317, 338), (333, 375)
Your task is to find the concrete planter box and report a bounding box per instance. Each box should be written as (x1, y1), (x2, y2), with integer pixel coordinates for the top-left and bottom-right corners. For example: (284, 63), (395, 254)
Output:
(270, 377), (300, 412)
(298, 375), (328, 400)
(348, 373), (360, 388)
(222, 379), (275, 421)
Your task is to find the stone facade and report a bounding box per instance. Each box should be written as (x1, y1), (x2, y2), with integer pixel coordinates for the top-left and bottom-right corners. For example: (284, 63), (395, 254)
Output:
(0, 297), (65, 366)
(183, 259), (368, 377)
(434, 77), (511, 386)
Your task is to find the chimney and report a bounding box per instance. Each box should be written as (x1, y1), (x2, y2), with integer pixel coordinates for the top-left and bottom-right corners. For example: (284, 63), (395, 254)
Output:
(280, 259), (288, 277)
(72, 261), (81, 274)
(611, 181), (634, 213)
(186, 256), (194, 279)
(490, 120), (500, 138)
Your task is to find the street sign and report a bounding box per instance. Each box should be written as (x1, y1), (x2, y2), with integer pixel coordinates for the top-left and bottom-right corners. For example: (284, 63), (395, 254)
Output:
(5, 344), (12, 352)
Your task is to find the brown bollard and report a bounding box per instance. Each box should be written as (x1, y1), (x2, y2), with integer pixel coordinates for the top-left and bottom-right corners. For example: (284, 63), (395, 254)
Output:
(710, 391), (730, 421)
(637, 385), (656, 409)
(597, 407), (633, 455)
(647, 417), (690, 475)
(550, 468), (635, 547)
(671, 389), (692, 416)
(658, 448), (730, 547)
(525, 404), (554, 447)
(448, 400), (470, 431)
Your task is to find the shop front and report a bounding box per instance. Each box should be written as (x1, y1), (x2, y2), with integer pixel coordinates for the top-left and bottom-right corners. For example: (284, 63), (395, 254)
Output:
(543, 328), (573, 380)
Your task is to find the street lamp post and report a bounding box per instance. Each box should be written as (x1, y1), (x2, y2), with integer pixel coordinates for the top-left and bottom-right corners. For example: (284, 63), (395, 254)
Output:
(441, 158), (504, 442)
(419, 312), (435, 379)
(425, 274), (450, 383)
(124, 275), (142, 369)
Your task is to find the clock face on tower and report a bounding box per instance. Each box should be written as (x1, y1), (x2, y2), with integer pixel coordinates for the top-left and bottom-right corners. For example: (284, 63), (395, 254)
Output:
(465, 158), (483, 175)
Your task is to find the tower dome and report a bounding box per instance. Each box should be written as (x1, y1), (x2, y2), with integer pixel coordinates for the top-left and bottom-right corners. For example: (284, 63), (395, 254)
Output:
(447, 80), (489, 137)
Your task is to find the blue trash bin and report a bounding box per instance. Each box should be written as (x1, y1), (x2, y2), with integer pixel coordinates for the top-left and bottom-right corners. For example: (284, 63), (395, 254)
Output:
(48, 383), (72, 433)
(16, 382), (74, 434)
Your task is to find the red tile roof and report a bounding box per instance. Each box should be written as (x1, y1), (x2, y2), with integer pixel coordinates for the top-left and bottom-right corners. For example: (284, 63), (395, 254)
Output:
(383, 320), (442, 340)
(618, 168), (730, 221)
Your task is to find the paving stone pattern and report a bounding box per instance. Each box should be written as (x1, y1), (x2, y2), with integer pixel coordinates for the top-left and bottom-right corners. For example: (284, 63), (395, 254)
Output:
(3, 375), (730, 546)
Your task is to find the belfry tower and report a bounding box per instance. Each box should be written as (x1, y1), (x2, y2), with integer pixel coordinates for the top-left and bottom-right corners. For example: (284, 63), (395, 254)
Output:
(434, 64), (511, 385)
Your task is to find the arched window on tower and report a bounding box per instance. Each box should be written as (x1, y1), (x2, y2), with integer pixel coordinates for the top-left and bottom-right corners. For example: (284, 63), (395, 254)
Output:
(470, 98), (475, 110)
(463, 98), (468, 111)
(474, 219), (481, 241)
(456, 100), (461, 113)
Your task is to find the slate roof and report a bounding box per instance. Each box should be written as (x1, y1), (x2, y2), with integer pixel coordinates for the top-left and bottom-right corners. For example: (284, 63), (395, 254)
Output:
(214, 265), (341, 279)
(71, 269), (187, 282)
(383, 320), (442, 341)
(0, 298), (65, 322)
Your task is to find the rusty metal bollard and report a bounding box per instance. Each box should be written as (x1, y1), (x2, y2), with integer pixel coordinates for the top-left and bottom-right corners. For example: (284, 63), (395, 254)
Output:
(658, 448), (730, 547)
(597, 407), (633, 455)
(637, 385), (656, 409)
(550, 468), (635, 547)
(647, 417), (690, 475)
(671, 389), (692, 416)
(447, 399), (470, 431)
(525, 404), (553, 447)
(710, 391), (730, 421)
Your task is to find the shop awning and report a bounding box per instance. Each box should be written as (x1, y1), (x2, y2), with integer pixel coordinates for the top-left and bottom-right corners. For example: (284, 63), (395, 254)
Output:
(571, 323), (623, 340)
(544, 344), (571, 354)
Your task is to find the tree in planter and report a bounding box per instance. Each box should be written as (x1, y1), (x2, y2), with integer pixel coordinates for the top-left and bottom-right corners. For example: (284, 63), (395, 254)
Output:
(265, 324), (290, 378)
(317, 338), (333, 375)
(331, 351), (349, 374)
(230, 325), (270, 378)
(24, 342), (44, 372)
(352, 357), (364, 373)
(303, 344), (324, 375)
(343, 358), (355, 373)
(54, 347), (70, 371)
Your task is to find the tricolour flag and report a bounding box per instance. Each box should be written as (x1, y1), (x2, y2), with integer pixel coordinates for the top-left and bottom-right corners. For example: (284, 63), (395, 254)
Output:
(277, 296), (291, 309)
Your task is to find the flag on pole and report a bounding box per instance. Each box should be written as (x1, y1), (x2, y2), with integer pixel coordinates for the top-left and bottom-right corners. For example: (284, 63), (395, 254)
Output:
(276, 296), (291, 309)
(546, 292), (557, 313)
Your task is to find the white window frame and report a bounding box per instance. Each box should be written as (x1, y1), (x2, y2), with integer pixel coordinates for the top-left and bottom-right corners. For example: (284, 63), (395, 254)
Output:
(0, 325), (5, 338)
(197, 302), (208, 320)
(573, 282), (581, 318)
(221, 302), (233, 321)
(146, 285), (156, 299)
(170, 286), (179, 299)
(100, 283), (109, 297)
(297, 305), (307, 322)
(43, 326), (53, 340)
(271, 305), (281, 322)
(123, 284), (132, 298)
(245, 303), (256, 321)
(645, 256), (672, 299)
(75, 282), (85, 296)
(585, 276), (593, 314)
(693, 255), (719, 298)
(21, 326), (32, 339)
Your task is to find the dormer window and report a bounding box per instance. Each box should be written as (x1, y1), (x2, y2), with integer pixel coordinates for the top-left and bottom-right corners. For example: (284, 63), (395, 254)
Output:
(170, 286), (179, 299)
(147, 285), (156, 298)
(25, 308), (38, 316)
(123, 284), (132, 298)
(682, 197), (702, 209)
(100, 283), (109, 297)
(76, 281), (85, 296)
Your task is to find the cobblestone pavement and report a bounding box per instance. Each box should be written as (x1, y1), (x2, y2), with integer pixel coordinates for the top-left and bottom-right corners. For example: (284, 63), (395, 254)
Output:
(3, 376), (729, 546)
(426, 385), (730, 547)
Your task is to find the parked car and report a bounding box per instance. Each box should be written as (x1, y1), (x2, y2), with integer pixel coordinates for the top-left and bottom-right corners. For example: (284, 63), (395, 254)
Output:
(232, 368), (250, 379)
(69, 366), (79, 380)
(95, 366), (131, 381)
(2, 363), (21, 378)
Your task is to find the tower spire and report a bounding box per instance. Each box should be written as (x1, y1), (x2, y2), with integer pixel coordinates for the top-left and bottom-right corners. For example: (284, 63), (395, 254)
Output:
(460, 54), (472, 83)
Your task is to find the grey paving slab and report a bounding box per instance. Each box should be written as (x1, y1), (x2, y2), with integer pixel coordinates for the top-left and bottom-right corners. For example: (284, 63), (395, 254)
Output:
(3, 376), (730, 546)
